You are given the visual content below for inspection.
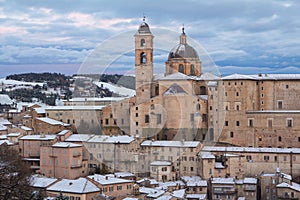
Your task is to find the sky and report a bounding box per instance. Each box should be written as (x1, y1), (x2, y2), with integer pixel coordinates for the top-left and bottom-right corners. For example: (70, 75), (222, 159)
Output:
(0, 0), (300, 77)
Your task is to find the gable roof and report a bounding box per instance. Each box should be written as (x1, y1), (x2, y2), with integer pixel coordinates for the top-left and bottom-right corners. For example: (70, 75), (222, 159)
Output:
(163, 83), (187, 95)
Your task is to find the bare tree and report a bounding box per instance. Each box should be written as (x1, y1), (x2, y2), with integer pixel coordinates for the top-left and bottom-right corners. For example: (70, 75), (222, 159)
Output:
(0, 144), (34, 199)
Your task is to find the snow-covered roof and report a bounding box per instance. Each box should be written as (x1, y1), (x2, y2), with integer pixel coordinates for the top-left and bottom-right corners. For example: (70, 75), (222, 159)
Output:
(156, 195), (172, 200)
(243, 178), (258, 184)
(0, 135), (7, 140)
(36, 117), (69, 126)
(52, 142), (82, 148)
(0, 124), (7, 131)
(87, 135), (135, 144)
(0, 140), (13, 145)
(198, 152), (215, 159)
(57, 130), (70, 136)
(21, 126), (32, 131)
(159, 72), (191, 81)
(181, 176), (207, 187)
(201, 146), (300, 154)
(45, 105), (105, 111)
(150, 161), (171, 166)
(172, 189), (185, 198)
(47, 178), (100, 194)
(156, 181), (185, 190)
(63, 97), (126, 102)
(222, 73), (256, 80)
(277, 182), (300, 192)
(65, 134), (94, 142)
(0, 118), (12, 125)
(0, 94), (13, 105)
(208, 81), (218, 87)
(93, 81), (135, 97)
(114, 172), (135, 178)
(222, 73), (300, 81)
(215, 162), (225, 169)
(88, 174), (132, 185)
(186, 194), (206, 199)
(211, 177), (235, 185)
(20, 134), (57, 141)
(34, 107), (45, 114)
(141, 140), (200, 148)
(7, 132), (21, 137)
(139, 187), (165, 198)
(30, 175), (58, 188)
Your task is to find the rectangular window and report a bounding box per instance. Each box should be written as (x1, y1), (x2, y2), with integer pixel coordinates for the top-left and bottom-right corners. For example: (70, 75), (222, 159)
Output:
(145, 115), (149, 123)
(236, 121), (240, 126)
(268, 119), (273, 128)
(264, 155), (270, 161)
(105, 119), (109, 125)
(136, 113), (138, 117)
(287, 118), (293, 127)
(113, 119), (117, 125)
(117, 186), (122, 190)
(230, 132), (234, 138)
(278, 101), (283, 109)
(249, 119), (253, 127)
(225, 121), (228, 126)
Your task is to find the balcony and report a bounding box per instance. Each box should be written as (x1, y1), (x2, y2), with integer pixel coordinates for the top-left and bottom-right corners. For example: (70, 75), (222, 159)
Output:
(213, 187), (237, 195)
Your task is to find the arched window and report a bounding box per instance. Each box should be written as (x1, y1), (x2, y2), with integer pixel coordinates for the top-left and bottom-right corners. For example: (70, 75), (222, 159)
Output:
(179, 64), (184, 73)
(140, 52), (146, 64)
(200, 86), (207, 95)
(190, 64), (195, 75)
(140, 39), (145, 47)
(196, 104), (201, 111)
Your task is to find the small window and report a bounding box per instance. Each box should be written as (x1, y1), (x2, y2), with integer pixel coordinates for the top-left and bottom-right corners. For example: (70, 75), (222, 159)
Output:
(145, 115), (149, 123)
(278, 101), (283, 109)
(150, 104), (155, 110)
(225, 92), (227, 96)
(190, 64), (195, 75)
(136, 122), (138, 126)
(236, 121), (240, 126)
(261, 87), (264, 90)
(230, 132), (234, 138)
(268, 119), (273, 128)
(105, 119), (109, 125)
(287, 119), (293, 127)
(225, 121), (228, 126)
(196, 104), (201, 110)
(286, 85), (289, 89)
(140, 39), (145, 47)
(136, 113), (138, 117)
(264, 156), (270, 161)
(236, 105), (240, 111)
(249, 119), (253, 127)
(236, 92), (239, 96)
(136, 107), (138, 110)
(278, 136), (282, 142)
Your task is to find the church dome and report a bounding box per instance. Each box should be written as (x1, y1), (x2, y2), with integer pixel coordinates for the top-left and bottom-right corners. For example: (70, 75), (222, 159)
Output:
(137, 22), (151, 34)
(168, 43), (199, 60)
(168, 28), (199, 60)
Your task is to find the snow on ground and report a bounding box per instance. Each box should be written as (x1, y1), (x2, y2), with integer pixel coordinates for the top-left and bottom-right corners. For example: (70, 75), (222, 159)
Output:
(0, 78), (44, 87)
(93, 81), (135, 97)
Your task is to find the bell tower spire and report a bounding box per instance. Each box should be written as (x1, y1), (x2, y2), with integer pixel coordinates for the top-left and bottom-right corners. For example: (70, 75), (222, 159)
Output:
(134, 17), (154, 104)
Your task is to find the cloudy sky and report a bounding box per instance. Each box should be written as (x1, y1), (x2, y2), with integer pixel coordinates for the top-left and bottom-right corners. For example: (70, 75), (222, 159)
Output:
(0, 0), (299, 77)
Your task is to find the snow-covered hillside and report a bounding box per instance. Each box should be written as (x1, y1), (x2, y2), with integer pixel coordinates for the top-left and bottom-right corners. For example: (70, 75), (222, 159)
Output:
(93, 81), (135, 97)
(0, 78), (44, 87)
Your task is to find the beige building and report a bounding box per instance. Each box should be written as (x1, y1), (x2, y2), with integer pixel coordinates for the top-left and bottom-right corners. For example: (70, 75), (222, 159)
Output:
(200, 146), (300, 179)
(19, 134), (58, 171)
(140, 140), (202, 179)
(46, 177), (100, 200)
(84, 135), (141, 174)
(40, 142), (89, 179)
(45, 106), (103, 134)
(88, 174), (134, 198)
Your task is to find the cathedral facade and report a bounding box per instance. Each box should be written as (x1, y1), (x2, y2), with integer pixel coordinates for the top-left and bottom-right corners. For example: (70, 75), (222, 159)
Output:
(101, 20), (300, 149)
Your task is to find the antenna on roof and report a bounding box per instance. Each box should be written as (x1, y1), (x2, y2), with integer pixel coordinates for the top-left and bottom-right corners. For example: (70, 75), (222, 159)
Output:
(143, 13), (146, 22)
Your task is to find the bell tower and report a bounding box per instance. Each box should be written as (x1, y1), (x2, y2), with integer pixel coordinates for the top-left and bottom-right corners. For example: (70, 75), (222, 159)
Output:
(134, 17), (154, 104)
